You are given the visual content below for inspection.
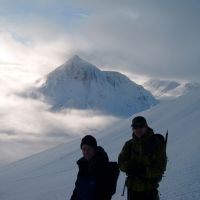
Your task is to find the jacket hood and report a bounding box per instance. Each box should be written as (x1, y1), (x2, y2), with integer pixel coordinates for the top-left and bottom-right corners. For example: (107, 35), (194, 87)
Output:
(77, 146), (109, 167)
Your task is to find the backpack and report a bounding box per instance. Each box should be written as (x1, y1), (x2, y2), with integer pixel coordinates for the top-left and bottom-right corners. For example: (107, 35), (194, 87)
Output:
(106, 161), (120, 196)
(155, 130), (168, 145)
(155, 130), (168, 153)
(154, 131), (168, 181)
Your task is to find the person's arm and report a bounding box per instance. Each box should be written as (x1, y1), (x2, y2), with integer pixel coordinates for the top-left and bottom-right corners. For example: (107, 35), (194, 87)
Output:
(70, 189), (77, 200)
(70, 173), (79, 200)
(118, 141), (150, 178)
(118, 141), (132, 173)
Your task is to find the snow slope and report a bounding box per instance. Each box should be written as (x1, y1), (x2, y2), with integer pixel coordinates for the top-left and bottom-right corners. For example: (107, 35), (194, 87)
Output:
(0, 90), (200, 200)
(144, 79), (200, 100)
(28, 55), (157, 117)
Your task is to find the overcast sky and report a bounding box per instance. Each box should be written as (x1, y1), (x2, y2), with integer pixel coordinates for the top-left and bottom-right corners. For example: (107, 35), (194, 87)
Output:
(0, 0), (200, 164)
(0, 0), (200, 82)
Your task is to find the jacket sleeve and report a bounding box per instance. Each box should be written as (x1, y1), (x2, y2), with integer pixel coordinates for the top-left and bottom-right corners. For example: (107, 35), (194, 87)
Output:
(118, 141), (133, 173)
(70, 173), (79, 200)
(145, 141), (167, 179)
(70, 189), (77, 200)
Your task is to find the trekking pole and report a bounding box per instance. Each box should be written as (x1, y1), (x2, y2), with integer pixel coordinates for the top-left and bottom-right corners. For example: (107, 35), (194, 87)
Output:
(165, 130), (168, 148)
(121, 177), (127, 196)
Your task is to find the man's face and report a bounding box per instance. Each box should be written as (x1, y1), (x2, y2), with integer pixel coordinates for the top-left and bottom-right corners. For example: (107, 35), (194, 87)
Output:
(132, 125), (148, 138)
(81, 144), (96, 161)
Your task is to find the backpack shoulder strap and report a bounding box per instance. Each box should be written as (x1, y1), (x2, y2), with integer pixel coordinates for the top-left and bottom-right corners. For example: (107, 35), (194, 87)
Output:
(154, 133), (165, 143)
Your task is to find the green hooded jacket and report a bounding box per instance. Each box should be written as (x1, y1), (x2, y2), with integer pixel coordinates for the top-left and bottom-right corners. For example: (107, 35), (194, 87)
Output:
(118, 128), (167, 192)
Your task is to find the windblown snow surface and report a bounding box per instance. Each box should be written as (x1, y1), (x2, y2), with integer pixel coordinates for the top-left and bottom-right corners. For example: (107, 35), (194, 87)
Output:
(0, 90), (199, 200)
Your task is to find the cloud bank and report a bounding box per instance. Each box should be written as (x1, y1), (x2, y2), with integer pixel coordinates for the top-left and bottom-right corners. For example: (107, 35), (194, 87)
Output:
(0, 0), (200, 81)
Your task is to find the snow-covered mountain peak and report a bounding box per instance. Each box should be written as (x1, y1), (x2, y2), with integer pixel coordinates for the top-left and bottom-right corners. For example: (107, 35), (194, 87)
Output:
(65, 55), (98, 71)
(144, 78), (200, 100)
(183, 82), (200, 90)
(52, 55), (100, 81)
(28, 56), (157, 117)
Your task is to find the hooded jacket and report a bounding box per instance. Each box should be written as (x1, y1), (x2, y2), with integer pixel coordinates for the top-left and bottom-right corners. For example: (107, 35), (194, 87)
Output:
(70, 146), (111, 200)
(118, 128), (167, 192)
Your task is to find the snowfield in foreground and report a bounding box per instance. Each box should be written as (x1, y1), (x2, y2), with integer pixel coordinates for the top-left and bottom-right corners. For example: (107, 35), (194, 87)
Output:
(0, 90), (199, 200)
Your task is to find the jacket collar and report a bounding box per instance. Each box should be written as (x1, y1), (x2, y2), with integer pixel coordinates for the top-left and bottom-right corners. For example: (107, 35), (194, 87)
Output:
(77, 146), (109, 167)
(132, 127), (154, 141)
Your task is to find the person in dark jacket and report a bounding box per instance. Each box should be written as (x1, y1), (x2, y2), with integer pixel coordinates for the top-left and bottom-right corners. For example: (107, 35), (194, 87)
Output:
(118, 116), (167, 200)
(70, 135), (112, 200)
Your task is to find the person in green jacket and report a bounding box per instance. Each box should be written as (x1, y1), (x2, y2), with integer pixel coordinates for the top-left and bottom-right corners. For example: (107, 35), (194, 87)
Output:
(118, 116), (167, 200)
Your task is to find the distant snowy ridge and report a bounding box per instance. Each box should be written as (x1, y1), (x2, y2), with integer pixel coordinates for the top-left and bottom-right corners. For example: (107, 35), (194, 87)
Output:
(28, 55), (157, 117)
(144, 79), (200, 100)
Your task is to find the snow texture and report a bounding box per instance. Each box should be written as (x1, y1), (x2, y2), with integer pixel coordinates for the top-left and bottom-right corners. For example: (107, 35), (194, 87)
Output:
(0, 90), (200, 200)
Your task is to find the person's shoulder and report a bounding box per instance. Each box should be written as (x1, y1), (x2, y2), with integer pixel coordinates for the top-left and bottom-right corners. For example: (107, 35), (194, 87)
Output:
(147, 127), (164, 144)
(150, 133), (166, 152)
(153, 133), (165, 144)
(96, 146), (109, 162)
(123, 139), (134, 148)
(125, 138), (133, 144)
(77, 157), (85, 165)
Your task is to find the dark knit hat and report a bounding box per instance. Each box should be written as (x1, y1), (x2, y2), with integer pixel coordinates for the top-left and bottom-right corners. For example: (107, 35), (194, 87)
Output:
(80, 135), (97, 149)
(131, 116), (147, 128)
